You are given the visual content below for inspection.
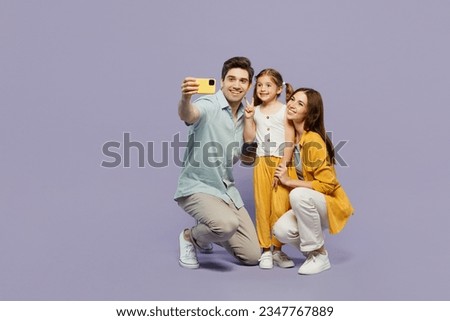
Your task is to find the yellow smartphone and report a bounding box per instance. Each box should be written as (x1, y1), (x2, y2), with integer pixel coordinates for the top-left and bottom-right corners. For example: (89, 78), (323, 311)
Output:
(197, 78), (216, 94)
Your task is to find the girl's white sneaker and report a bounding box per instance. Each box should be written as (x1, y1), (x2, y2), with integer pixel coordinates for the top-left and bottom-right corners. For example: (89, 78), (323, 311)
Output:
(273, 250), (295, 268)
(258, 251), (273, 269)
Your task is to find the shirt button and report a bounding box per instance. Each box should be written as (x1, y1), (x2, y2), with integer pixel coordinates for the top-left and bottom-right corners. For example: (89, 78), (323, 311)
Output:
(267, 128), (270, 131)
(266, 116), (269, 119)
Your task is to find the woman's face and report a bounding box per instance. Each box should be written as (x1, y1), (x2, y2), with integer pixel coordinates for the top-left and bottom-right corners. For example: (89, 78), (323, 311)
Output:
(286, 91), (308, 122)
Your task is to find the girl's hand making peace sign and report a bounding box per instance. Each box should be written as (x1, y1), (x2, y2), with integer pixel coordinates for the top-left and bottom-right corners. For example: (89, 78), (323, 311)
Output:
(244, 97), (255, 119)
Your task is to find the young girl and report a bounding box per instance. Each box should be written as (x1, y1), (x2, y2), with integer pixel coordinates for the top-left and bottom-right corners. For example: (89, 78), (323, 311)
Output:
(273, 88), (354, 275)
(243, 68), (297, 269)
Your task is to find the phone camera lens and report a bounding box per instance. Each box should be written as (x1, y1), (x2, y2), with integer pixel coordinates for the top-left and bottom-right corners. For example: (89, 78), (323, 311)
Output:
(209, 79), (215, 86)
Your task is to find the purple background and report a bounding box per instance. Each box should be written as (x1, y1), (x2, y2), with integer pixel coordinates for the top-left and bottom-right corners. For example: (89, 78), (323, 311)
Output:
(1, 0), (450, 300)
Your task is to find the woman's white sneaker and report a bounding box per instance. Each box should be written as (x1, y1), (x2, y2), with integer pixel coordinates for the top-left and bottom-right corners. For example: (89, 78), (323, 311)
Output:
(298, 250), (330, 275)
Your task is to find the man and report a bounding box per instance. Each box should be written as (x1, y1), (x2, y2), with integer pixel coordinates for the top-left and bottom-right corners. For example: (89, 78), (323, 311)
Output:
(174, 57), (260, 269)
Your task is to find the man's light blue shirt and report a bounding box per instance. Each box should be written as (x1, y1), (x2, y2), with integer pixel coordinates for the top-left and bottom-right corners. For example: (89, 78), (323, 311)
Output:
(174, 90), (245, 208)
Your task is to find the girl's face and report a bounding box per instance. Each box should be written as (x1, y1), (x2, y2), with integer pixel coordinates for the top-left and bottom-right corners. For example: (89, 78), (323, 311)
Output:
(255, 75), (282, 105)
(286, 91), (308, 122)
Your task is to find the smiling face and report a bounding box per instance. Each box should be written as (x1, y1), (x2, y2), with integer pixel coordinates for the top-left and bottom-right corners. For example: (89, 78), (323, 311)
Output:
(286, 91), (308, 123)
(220, 68), (251, 107)
(255, 75), (282, 105)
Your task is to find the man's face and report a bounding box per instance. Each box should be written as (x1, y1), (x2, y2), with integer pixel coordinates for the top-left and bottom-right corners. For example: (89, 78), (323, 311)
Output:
(220, 68), (251, 106)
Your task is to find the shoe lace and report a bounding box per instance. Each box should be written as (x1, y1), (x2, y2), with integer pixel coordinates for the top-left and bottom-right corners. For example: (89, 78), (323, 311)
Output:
(259, 252), (272, 262)
(306, 250), (321, 262)
(183, 244), (196, 257)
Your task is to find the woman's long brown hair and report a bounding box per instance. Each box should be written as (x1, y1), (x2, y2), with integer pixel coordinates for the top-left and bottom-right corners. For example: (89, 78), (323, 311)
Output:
(290, 88), (335, 164)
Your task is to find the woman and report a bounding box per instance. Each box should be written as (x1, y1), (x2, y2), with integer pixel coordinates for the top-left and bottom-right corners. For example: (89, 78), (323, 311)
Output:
(273, 88), (354, 275)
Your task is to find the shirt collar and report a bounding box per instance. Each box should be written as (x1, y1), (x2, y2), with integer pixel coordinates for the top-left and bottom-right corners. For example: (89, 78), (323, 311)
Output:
(217, 90), (245, 119)
(217, 90), (229, 109)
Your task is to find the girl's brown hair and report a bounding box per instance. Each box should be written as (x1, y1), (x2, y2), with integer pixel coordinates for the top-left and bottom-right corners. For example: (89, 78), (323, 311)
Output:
(252, 68), (293, 106)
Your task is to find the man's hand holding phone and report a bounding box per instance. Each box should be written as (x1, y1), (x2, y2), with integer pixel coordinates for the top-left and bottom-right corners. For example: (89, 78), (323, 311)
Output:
(179, 77), (216, 124)
(181, 77), (200, 100)
(179, 77), (201, 124)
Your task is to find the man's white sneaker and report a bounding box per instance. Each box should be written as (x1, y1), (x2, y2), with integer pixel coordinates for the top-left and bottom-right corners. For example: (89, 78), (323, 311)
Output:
(298, 250), (330, 275)
(258, 251), (273, 269)
(273, 250), (295, 268)
(178, 230), (199, 269)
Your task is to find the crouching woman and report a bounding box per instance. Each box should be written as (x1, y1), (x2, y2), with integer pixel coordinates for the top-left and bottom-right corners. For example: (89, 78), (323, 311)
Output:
(273, 88), (354, 275)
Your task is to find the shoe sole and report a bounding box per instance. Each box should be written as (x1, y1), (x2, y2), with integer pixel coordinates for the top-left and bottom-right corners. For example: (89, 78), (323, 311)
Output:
(274, 261), (295, 268)
(179, 259), (199, 269)
(259, 262), (274, 269)
(298, 262), (331, 275)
